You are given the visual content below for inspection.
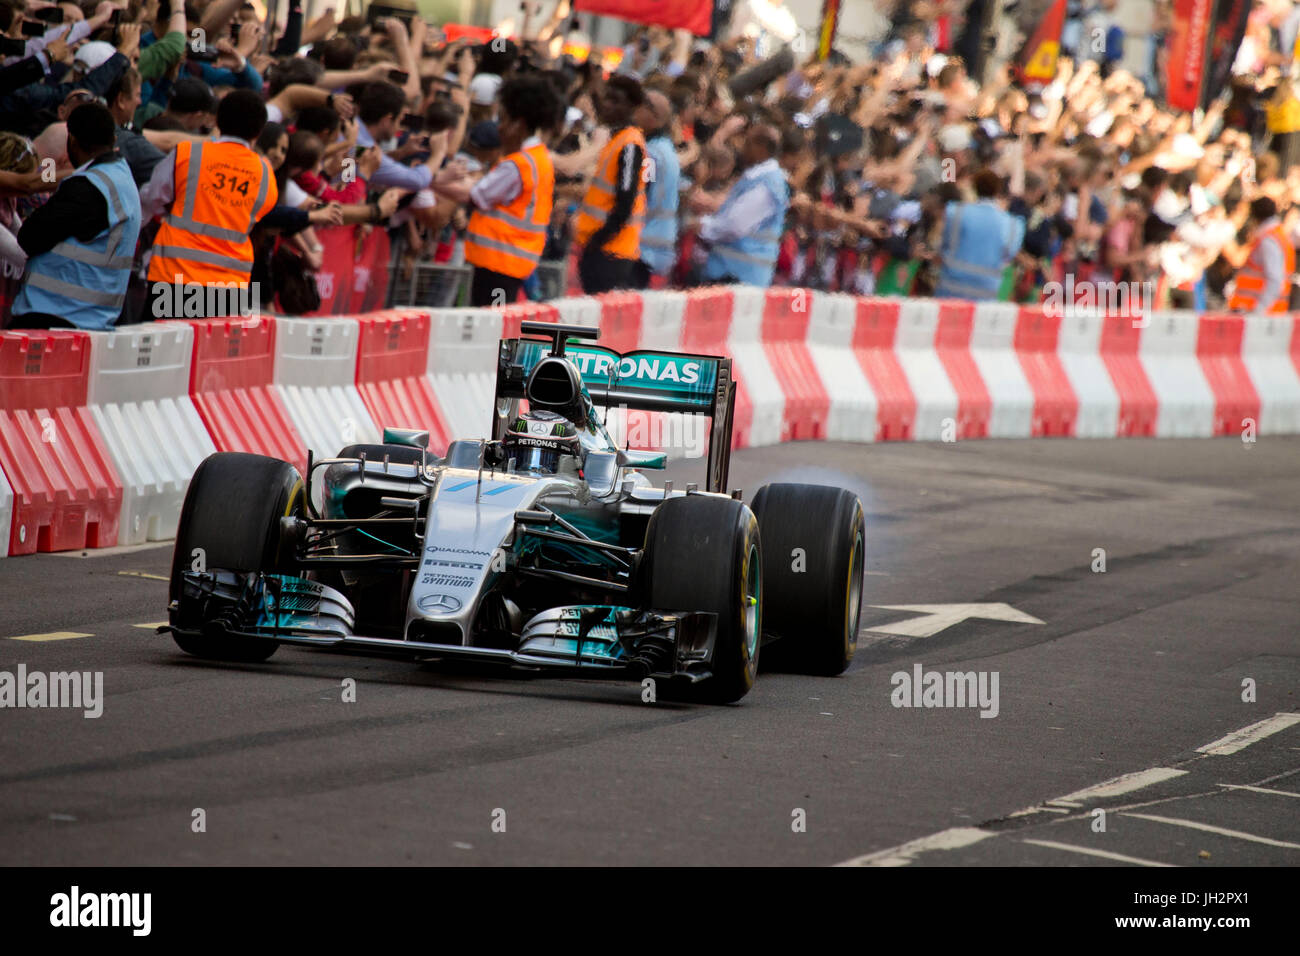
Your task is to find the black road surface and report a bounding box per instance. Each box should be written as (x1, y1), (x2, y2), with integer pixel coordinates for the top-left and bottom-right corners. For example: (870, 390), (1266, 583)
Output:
(1, 437), (1297, 866)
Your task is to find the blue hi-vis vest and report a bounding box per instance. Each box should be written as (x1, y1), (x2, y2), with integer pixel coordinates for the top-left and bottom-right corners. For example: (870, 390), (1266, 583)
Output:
(704, 160), (790, 287)
(13, 156), (142, 330)
(935, 200), (1025, 301)
(638, 134), (680, 276)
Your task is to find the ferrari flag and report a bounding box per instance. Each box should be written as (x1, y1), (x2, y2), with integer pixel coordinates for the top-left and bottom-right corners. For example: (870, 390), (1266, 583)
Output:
(1014, 0), (1067, 88)
(573, 0), (714, 37)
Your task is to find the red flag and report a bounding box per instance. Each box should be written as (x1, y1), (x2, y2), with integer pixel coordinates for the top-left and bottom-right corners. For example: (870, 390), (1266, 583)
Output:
(572, 0), (713, 37)
(1166, 0), (1214, 111)
(1014, 0), (1067, 89)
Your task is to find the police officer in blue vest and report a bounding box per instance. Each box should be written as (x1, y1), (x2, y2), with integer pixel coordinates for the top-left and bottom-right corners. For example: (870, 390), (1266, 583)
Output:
(697, 123), (790, 288)
(10, 103), (142, 330)
(632, 90), (680, 289)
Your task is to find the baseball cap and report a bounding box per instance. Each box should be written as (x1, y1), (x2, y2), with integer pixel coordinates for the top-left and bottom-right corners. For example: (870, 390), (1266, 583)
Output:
(74, 41), (117, 74)
(469, 74), (502, 106)
(467, 120), (500, 150)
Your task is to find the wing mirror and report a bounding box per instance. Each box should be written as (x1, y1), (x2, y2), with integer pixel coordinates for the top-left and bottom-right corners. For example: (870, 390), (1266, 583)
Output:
(383, 428), (430, 450)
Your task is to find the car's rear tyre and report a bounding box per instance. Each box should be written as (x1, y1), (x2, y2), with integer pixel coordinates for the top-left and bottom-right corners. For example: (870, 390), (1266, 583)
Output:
(336, 443), (426, 466)
(169, 452), (304, 662)
(642, 495), (761, 704)
(750, 483), (864, 676)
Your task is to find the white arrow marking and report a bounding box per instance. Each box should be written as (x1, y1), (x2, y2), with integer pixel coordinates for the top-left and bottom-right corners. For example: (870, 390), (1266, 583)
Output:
(864, 603), (1044, 639)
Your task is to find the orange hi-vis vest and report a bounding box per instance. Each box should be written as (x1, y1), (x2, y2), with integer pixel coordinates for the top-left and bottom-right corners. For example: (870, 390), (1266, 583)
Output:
(464, 141), (554, 279)
(574, 125), (647, 260)
(148, 139), (277, 288)
(1228, 223), (1295, 313)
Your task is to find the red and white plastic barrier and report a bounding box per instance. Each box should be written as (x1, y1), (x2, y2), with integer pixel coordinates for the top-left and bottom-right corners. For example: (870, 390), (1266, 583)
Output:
(4, 286), (1300, 557)
(354, 309), (451, 456)
(273, 317), (380, 459)
(185, 315), (307, 475)
(0, 331), (121, 554)
(87, 322), (215, 545)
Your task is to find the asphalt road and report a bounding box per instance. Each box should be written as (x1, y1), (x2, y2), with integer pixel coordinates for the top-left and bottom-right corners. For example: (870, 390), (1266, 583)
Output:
(1, 436), (1297, 866)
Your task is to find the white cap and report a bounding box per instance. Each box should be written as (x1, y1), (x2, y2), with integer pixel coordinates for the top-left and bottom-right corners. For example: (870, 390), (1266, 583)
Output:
(469, 73), (502, 106)
(564, 105), (584, 130)
(74, 41), (117, 73)
(925, 54), (948, 78)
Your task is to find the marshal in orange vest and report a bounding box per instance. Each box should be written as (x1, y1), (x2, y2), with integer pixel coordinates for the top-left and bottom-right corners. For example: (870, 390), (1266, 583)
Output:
(148, 139), (278, 288)
(573, 126), (647, 261)
(1228, 223), (1295, 314)
(464, 140), (554, 279)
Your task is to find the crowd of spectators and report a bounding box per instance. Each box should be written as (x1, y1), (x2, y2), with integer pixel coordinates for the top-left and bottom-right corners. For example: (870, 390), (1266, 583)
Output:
(5, 0), (1300, 327)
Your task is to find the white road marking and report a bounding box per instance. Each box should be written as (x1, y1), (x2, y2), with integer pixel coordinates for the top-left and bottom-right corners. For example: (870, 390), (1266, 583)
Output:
(1045, 768), (1188, 808)
(836, 827), (993, 866)
(8, 631), (93, 642)
(1196, 713), (1300, 756)
(864, 603), (1044, 638)
(1121, 813), (1300, 850)
(1217, 784), (1300, 799)
(1021, 839), (1175, 867)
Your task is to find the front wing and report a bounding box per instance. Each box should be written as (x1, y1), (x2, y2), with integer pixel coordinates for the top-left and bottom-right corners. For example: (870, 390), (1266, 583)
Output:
(166, 571), (718, 682)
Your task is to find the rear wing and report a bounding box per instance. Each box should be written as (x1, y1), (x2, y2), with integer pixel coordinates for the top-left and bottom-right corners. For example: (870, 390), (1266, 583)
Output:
(495, 331), (737, 494)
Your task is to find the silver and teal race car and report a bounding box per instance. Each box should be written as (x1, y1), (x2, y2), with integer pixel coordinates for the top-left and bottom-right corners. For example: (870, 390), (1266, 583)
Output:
(164, 322), (865, 703)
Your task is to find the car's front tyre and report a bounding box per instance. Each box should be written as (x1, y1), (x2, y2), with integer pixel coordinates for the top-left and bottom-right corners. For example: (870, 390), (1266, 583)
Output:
(642, 495), (761, 704)
(169, 452), (304, 662)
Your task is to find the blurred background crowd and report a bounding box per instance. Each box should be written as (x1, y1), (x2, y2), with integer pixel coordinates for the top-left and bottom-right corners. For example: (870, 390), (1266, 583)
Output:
(4, 0), (1300, 327)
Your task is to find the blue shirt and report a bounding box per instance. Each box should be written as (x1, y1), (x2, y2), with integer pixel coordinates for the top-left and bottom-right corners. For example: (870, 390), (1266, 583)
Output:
(356, 119), (433, 192)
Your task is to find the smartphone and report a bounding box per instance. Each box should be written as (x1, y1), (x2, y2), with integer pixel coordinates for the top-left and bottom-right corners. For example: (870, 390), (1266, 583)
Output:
(0, 36), (24, 55)
(401, 111), (424, 132)
(20, 20), (46, 37)
(108, 8), (121, 24)
(35, 7), (65, 22)
(388, 69), (409, 85)
(230, 21), (241, 42)
(366, 4), (414, 28)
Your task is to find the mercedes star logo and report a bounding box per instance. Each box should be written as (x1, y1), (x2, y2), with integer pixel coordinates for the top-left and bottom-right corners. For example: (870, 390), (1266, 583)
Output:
(419, 593), (462, 613)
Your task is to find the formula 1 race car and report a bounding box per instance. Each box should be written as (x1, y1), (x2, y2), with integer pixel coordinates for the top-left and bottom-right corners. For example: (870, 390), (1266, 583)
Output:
(163, 322), (865, 703)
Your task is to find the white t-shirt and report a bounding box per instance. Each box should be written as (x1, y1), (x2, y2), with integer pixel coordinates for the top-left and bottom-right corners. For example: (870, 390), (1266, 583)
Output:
(282, 178), (309, 208)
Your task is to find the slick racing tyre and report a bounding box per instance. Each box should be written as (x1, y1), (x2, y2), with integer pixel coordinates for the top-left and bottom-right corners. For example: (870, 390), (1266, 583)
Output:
(750, 483), (865, 676)
(642, 495), (761, 704)
(169, 452), (305, 662)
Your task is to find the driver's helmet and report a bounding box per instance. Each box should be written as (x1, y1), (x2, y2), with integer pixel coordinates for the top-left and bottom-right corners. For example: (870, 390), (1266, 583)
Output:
(503, 410), (582, 474)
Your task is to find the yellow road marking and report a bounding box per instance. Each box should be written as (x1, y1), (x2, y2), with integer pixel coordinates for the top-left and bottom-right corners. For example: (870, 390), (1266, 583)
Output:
(9, 632), (93, 642)
(133, 622), (168, 629)
(118, 570), (169, 581)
